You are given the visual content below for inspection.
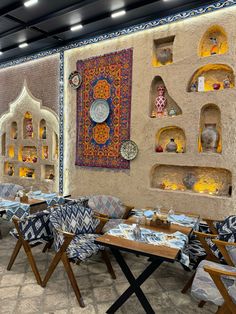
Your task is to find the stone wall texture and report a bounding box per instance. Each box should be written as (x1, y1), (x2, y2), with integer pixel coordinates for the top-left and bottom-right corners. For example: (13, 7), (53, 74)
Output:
(0, 54), (60, 116)
(64, 7), (236, 219)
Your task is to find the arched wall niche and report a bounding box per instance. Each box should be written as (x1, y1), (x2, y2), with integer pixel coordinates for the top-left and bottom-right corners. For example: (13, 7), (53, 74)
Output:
(198, 104), (222, 154)
(199, 25), (228, 58)
(188, 64), (234, 92)
(0, 81), (59, 191)
(150, 76), (182, 118)
(155, 126), (186, 153)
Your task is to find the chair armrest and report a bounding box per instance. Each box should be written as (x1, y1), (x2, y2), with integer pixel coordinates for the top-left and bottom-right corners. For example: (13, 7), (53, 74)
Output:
(94, 215), (109, 234)
(202, 219), (221, 235)
(122, 205), (134, 219)
(213, 239), (236, 266)
(194, 231), (219, 262)
(204, 265), (236, 278)
(93, 211), (109, 219)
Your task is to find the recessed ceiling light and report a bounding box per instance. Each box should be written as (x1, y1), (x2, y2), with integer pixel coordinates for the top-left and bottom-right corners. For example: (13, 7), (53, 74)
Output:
(0, 51), (3, 55)
(19, 42), (28, 48)
(111, 10), (126, 18)
(70, 24), (83, 32)
(24, 0), (38, 7)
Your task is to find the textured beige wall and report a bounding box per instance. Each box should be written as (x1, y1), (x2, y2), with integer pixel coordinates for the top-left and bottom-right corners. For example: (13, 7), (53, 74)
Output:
(64, 7), (236, 219)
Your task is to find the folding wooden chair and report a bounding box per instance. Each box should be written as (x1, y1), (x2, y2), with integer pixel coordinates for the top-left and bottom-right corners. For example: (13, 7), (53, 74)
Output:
(42, 200), (116, 308)
(7, 211), (53, 285)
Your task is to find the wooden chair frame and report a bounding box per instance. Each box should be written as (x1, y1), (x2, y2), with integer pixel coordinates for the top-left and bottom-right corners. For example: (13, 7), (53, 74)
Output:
(204, 265), (236, 314)
(42, 215), (116, 308)
(7, 217), (53, 285)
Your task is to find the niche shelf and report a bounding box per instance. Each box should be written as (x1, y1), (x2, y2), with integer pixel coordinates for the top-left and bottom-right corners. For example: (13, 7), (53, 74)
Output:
(188, 64), (234, 92)
(199, 104), (222, 154)
(199, 25), (228, 58)
(0, 82), (59, 191)
(150, 76), (182, 118)
(152, 36), (175, 67)
(19, 146), (37, 163)
(10, 122), (18, 140)
(155, 127), (186, 153)
(150, 165), (232, 197)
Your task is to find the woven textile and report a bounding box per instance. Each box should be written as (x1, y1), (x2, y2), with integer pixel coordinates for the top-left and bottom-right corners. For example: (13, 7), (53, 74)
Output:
(76, 49), (133, 169)
(10, 211), (53, 245)
(88, 195), (125, 219)
(0, 183), (23, 198)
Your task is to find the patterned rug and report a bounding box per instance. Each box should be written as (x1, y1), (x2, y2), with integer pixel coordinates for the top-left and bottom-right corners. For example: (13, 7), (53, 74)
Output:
(76, 48), (133, 169)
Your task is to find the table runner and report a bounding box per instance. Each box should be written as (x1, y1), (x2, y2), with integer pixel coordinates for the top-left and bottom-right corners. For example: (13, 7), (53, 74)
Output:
(0, 200), (30, 221)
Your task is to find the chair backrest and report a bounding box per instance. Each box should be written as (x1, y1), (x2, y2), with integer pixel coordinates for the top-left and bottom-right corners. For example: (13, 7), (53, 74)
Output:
(88, 195), (125, 219)
(18, 211), (53, 243)
(50, 200), (99, 235)
(0, 183), (23, 198)
(217, 215), (236, 266)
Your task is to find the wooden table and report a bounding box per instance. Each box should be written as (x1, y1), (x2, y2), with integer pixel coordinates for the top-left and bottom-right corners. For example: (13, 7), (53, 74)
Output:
(95, 222), (193, 313)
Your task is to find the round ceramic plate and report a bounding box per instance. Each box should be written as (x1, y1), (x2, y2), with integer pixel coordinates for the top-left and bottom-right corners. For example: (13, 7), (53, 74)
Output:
(90, 99), (110, 123)
(68, 71), (82, 89)
(120, 140), (138, 161)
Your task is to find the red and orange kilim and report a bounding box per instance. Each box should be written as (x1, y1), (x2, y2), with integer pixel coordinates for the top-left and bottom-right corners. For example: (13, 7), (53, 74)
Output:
(76, 49), (133, 169)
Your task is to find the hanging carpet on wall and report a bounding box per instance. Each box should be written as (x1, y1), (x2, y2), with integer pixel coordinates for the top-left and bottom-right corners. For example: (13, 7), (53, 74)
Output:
(76, 48), (133, 169)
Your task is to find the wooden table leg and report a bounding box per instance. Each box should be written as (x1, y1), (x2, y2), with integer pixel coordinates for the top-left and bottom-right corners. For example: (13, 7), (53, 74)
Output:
(106, 248), (163, 314)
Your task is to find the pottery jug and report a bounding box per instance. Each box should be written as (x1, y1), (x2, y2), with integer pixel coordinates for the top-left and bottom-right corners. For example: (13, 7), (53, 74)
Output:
(201, 124), (219, 153)
(157, 48), (172, 65)
(166, 138), (177, 152)
(8, 166), (13, 176)
(182, 173), (197, 190)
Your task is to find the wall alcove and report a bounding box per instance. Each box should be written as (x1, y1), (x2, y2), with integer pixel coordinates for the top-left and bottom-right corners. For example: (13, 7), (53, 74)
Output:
(155, 126), (186, 153)
(152, 36), (175, 67)
(188, 64), (234, 92)
(0, 82), (59, 191)
(150, 165), (232, 197)
(150, 76), (182, 118)
(199, 25), (228, 58)
(198, 104), (222, 154)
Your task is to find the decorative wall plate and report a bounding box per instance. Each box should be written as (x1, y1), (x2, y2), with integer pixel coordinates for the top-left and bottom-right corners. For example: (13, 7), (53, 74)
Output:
(120, 140), (138, 160)
(90, 99), (110, 123)
(68, 71), (82, 89)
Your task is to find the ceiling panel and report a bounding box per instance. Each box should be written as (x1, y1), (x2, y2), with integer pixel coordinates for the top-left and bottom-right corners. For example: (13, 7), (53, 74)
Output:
(0, 0), (219, 64)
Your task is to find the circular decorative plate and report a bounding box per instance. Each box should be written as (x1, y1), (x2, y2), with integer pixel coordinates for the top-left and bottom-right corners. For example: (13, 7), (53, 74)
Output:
(68, 71), (82, 89)
(90, 99), (110, 123)
(120, 140), (138, 161)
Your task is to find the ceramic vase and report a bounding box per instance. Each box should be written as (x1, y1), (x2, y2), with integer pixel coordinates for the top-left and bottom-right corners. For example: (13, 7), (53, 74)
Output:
(157, 48), (172, 65)
(166, 138), (177, 152)
(155, 85), (167, 116)
(201, 124), (219, 153)
(8, 166), (13, 176)
(182, 173), (197, 190)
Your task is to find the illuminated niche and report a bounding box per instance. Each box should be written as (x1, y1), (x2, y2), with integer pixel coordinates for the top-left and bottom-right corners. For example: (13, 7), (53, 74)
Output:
(155, 127), (186, 153)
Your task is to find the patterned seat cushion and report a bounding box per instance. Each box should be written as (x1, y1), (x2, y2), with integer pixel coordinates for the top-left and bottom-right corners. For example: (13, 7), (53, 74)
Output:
(88, 195), (125, 219)
(10, 211), (53, 245)
(191, 260), (236, 306)
(0, 183), (23, 198)
(67, 234), (104, 262)
(102, 219), (124, 234)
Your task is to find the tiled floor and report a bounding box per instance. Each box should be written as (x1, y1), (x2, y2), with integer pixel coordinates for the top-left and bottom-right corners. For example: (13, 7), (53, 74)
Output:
(0, 223), (217, 314)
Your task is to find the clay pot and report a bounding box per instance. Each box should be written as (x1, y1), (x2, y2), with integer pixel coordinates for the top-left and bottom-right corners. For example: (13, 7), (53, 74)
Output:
(155, 145), (163, 153)
(201, 124), (219, 153)
(157, 48), (172, 65)
(213, 83), (221, 90)
(8, 166), (13, 176)
(166, 138), (177, 153)
(32, 157), (37, 163)
(182, 173), (197, 190)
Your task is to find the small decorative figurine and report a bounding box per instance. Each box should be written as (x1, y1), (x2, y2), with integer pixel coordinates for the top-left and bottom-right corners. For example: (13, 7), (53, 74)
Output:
(155, 85), (167, 117)
(190, 81), (198, 92)
(223, 76), (231, 89)
(151, 110), (156, 118)
(201, 124), (219, 153)
(157, 48), (173, 65)
(49, 171), (54, 180)
(168, 108), (177, 117)
(42, 126), (47, 139)
(8, 166), (13, 176)
(26, 119), (33, 138)
(210, 37), (219, 55)
(166, 138), (177, 152)
(213, 83), (221, 90)
(43, 147), (48, 159)
(155, 145), (163, 153)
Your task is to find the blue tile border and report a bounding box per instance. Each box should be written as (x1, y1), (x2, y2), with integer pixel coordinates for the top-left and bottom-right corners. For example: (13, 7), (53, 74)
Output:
(0, 0), (235, 193)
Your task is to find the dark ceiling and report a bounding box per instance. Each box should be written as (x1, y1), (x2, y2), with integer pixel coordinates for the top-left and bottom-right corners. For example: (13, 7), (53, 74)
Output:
(0, 0), (218, 64)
